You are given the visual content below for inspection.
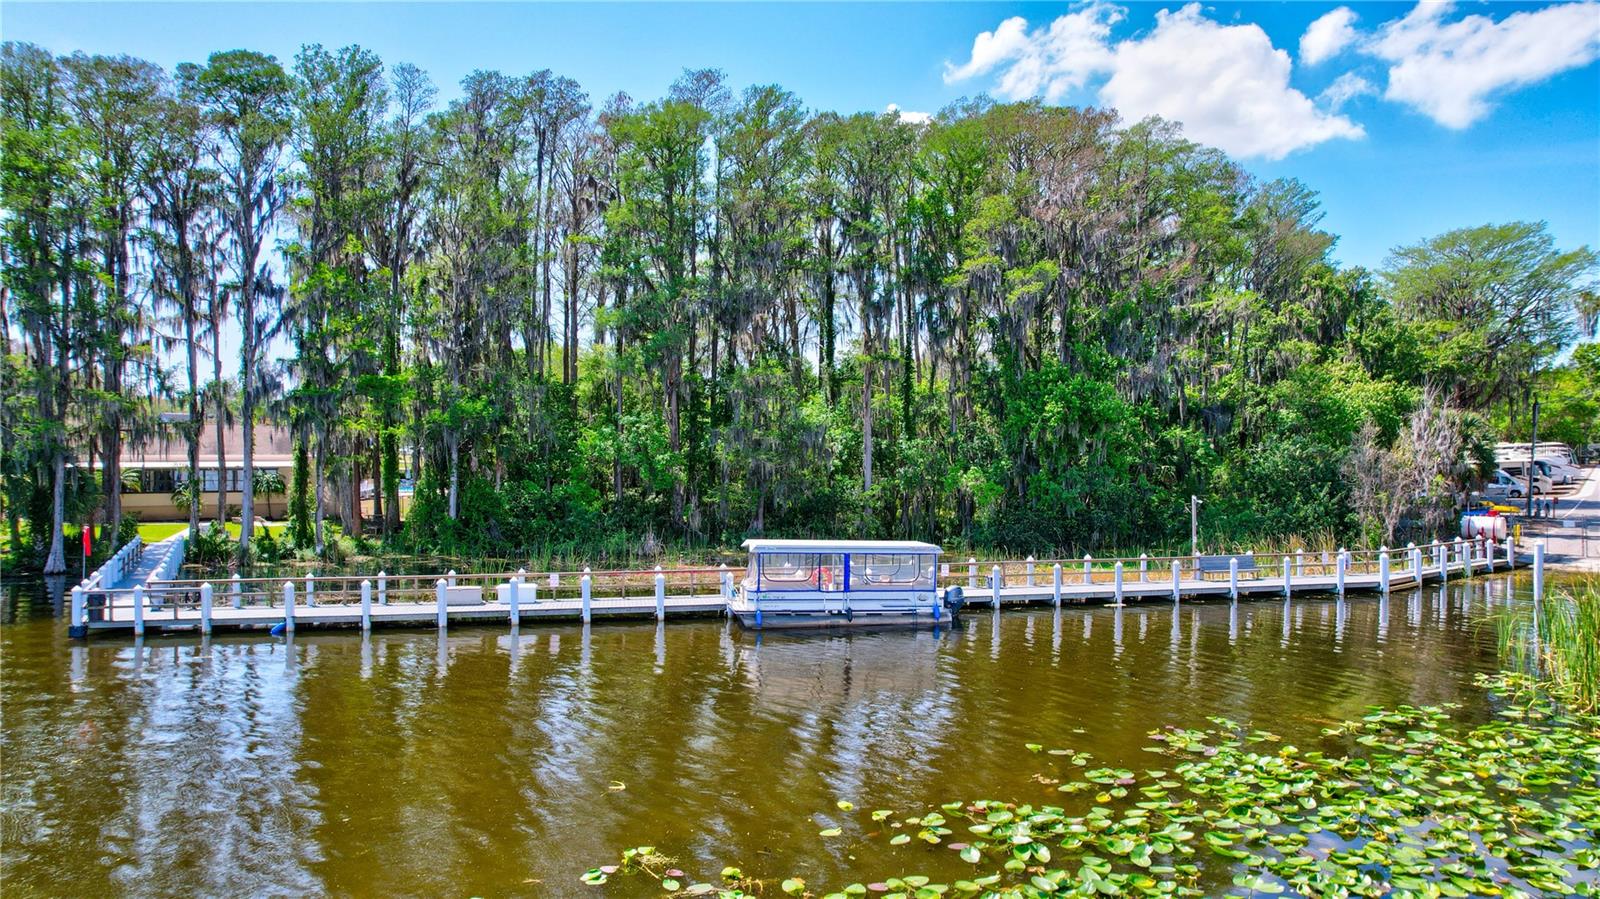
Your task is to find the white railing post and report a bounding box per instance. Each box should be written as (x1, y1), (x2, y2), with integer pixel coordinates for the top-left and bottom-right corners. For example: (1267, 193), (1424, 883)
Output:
(1228, 557), (1239, 599)
(655, 566), (666, 621)
(968, 557), (977, 589)
(1336, 549), (1347, 595)
(581, 567), (593, 623)
(305, 572), (315, 607)
(132, 585), (145, 636)
(1113, 561), (1124, 606)
(435, 578), (447, 629)
(508, 576), (520, 623)
(231, 573), (242, 609)
(991, 564), (1002, 606)
(1025, 555), (1035, 587)
(1052, 563), (1062, 606)
(378, 570), (388, 605)
(1171, 560), (1182, 602)
(200, 582), (213, 634)
(1282, 555), (1292, 597)
(1082, 554), (1092, 586)
(360, 579), (372, 631)
(1139, 553), (1148, 582)
(1379, 547), (1390, 594)
(283, 581), (295, 632)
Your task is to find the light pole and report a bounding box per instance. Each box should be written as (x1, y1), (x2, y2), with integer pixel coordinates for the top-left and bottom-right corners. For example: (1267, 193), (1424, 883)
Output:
(1526, 398), (1540, 518)
(1191, 495), (1202, 558)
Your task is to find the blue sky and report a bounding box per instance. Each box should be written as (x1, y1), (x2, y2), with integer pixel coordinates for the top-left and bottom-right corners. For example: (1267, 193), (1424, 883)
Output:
(5, 1), (1598, 271)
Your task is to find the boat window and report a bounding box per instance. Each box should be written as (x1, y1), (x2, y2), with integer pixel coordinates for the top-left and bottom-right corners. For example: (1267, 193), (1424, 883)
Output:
(759, 553), (819, 589)
(855, 553), (935, 588)
(819, 554), (843, 592)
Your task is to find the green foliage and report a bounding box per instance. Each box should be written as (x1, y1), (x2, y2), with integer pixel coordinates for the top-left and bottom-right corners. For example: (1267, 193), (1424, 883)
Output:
(288, 436), (312, 548)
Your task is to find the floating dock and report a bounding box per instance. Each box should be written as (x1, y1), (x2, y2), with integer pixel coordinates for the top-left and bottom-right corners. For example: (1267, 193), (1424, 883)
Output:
(67, 536), (1536, 637)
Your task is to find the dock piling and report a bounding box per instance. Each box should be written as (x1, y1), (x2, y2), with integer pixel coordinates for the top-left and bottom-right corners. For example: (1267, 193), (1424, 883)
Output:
(360, 580), (372, 631)
(581, 568), (593, 623)
(1336, 549), (1347, 595)
(283, 582), (295, 632)
(991, 564), (1002, 607)
(133, 585), (145, 636)
(201, 583), (213, 634)
(231, 573), (242, 609)
(1282, 556), (1292, 597)
(1113, 561), (1124, 606)
(1025, 556), (1035, 586)
(435, 579), (446, 629)
(1171, 560), (1181, 602)
(447, 569), (457, 587)
(508, 576), (520, 622)
(1052, 563), (1062, 607)
(70, 587), (85, 636)
(1439, 544), (1448, 586)
(1139, 554), (1148, 582)
(1083, 554), (1092, 586)
(1533, 541), (1545, 602)
(1295, 549), (1304, 579)
(655, 567), (666, 620)
(305, 573), (315, 607)
(968, 557), (977, 589)
(378, 571), (387, 605)
(1229, 557), (1239, 600)
(1379, 547), (1390, 594)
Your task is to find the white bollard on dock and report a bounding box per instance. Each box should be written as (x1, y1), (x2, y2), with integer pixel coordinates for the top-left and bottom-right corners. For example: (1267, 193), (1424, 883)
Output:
(200, 582), (213, 634)
(1083, 554), (1092, 586)
(1172, 560), (1182, 602)
(1295, 549), (1304, 579)
(1052, 563), (1062, 606)
(447, 569), (457, 587)
(283, 581), (295, 632)
(305, 573), (315, 607)
(655, 566), (666, 621)
(435, 578), (447, 629)
(1282, 556), (1292, 597)
(378, 571), (388, 605)
(1228, 557), (1239, 600)
(360, 579), (372, 631)
(1139, 553), (1148, 582)
(581, 568), (593, 623)
(991, 565), (1002, 607)
(968, 557), (977, 589)
(1379, 547), (1390, 594)
(231, 573), (242, 609)
(1113, 561), (1124, 606)
(1025, 556), (1035, 587)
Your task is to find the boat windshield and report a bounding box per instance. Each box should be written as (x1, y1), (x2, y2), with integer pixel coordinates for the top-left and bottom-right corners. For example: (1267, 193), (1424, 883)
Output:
(855, 553), (936, 588)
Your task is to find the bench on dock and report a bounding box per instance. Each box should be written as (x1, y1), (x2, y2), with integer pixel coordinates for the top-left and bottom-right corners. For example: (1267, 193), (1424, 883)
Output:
(1196, 554), (1256, 581)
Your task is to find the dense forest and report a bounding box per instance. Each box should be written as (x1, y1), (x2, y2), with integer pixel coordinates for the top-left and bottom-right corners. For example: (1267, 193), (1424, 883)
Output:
(3, 41), (1597, 574)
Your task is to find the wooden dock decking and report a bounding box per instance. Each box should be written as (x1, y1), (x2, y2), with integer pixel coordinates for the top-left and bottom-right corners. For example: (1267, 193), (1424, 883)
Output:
(67, 536), (1537, 637)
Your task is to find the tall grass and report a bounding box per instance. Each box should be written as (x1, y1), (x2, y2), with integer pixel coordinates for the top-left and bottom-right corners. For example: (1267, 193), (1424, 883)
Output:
(1500, 576), (1600, 710)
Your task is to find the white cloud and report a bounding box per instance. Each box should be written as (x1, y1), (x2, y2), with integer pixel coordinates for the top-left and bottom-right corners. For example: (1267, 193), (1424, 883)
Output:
(945, 2), (1363, 159)
(1320, 72), (1376, 110)
(1366, 0), (1600, 128)
(1300, 7), (1359, 64)
(886, 103), (932, 124)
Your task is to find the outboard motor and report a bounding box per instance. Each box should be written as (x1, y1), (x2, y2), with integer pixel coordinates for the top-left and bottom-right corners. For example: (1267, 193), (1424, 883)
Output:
(942, 585), (966, 618)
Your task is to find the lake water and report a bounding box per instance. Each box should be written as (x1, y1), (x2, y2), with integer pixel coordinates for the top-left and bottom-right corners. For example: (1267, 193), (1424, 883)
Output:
(1, 574), (1535, 896)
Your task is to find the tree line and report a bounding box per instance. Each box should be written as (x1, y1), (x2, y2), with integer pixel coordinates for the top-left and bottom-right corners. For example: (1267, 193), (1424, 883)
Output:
(3, 41), (1596, 573)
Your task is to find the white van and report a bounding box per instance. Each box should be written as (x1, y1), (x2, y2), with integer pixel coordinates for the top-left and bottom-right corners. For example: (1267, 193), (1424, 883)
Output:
(1483, 469), (1528, 500)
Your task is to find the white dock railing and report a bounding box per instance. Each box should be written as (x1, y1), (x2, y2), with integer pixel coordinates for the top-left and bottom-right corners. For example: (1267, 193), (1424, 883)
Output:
(70, 534), (1525, 636)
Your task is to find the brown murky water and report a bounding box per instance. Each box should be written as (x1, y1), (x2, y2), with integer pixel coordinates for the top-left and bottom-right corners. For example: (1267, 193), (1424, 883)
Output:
(1, 573), (1535, 896)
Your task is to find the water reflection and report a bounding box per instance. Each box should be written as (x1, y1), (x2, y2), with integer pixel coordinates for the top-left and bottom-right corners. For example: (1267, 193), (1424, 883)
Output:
(0, 579), (1542, 896)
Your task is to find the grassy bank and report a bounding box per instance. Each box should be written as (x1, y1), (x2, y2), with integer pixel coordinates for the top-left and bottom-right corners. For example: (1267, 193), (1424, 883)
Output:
(1502, 576), (1600, 710)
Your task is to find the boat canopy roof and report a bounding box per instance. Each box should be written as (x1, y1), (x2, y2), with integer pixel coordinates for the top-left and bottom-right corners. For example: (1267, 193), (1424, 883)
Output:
(741, 539), (942, 555)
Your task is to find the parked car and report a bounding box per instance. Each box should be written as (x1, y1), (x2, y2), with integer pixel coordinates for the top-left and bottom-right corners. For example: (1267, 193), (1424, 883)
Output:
(1483, 469), (1527, 500)
(1497, 463), (1552, 495)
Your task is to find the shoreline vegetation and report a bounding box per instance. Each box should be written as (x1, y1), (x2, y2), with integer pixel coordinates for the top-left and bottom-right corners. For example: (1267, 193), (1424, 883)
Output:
(3, 42), (1597, 578)
(586, 662), (1600, 898)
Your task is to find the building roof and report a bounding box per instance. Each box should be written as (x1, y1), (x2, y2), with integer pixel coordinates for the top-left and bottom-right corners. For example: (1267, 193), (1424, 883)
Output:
(741, 539), (943, 554)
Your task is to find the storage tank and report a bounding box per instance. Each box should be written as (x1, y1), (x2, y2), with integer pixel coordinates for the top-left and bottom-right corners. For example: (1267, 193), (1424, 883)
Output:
(1461, 513), (1508, 540)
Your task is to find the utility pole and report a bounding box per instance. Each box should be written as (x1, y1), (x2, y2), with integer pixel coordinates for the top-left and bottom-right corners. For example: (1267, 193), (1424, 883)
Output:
(1526, 398), (1540, 518)
(1190, 495), (1201, 558)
